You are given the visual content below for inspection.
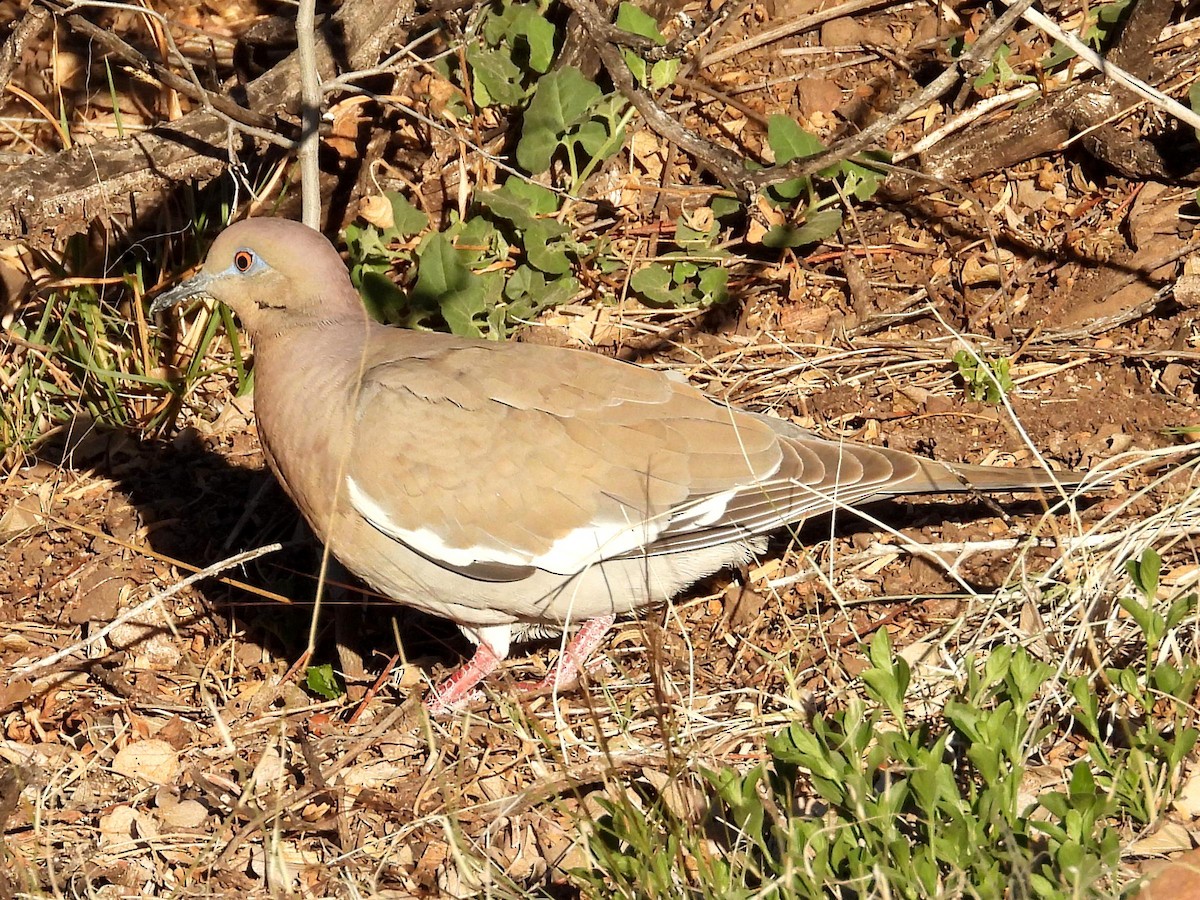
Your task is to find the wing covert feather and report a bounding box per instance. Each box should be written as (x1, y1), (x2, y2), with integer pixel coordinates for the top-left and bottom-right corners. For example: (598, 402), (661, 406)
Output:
(344, 340), (786, 575)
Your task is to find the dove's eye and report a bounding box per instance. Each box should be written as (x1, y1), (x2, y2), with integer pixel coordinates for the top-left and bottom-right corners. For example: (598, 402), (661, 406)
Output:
(233, 250), (256, 272)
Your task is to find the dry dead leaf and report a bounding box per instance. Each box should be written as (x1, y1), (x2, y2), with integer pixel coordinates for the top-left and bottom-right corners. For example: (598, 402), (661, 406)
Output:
(327, 101), (366, 159)
(642, 767), (706, 823)
(112, 739), (179, 785)
(1175, 768), (1200, 819)
(98, 805), (141, 846)
(0, 495), (41, 539)
(249, 743), (287, 796)
(157, 796), (208, 830)
(1138, 847), (1200, 899)
(1175, 256), (1200, 310)
(69, 566), (124, 624)
(1130, 820), (1193, 855)
(795, 77), (843, 114)
(108, 605), (182, 671)
(359, 194), (396, 231)
(820, 17), (868, 45)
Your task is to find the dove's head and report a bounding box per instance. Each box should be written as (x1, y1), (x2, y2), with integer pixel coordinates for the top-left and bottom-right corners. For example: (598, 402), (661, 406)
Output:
(150, 218), (366, 334)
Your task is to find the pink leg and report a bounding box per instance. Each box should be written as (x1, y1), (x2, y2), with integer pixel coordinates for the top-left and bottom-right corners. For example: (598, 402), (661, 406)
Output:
(425, 641), (502, 716)
(532, 614), (617, 694)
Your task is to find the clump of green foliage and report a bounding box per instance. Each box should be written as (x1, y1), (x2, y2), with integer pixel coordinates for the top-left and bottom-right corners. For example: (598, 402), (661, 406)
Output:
(341, 0), (892, 335)
(954, 350), (1014, 404)
(573, 555), (1198, 898)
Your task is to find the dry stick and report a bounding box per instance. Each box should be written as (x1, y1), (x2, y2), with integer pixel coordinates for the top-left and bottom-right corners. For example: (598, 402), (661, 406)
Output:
(0, 0), (412, 244)
(747, 0), (1037, 191)
(702, 0), (901, 66)
(0, 4), (50, 93)
(296, 0), (322, 229)
(212, 696), (421, 869)
(41, 0), (282, 138)
(567, 0), (1034, 195)
(559, 0), (749, 191)
(1015, 3), (1200, 132)
(27, 507), (296, 605)
(11, 542), (284, 682)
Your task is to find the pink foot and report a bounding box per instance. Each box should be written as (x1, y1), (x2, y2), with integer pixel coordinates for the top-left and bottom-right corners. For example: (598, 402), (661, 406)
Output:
(522, 614), (617, 696)
(425, 641), (502, 716)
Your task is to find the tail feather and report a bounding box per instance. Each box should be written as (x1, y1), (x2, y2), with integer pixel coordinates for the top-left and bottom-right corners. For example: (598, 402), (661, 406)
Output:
(895, 452), (1088, 495)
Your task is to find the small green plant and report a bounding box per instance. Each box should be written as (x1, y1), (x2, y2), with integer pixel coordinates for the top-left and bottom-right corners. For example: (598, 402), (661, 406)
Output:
(1125, 547), (1161, 601)
(760, 115), (887, 250)
(304, 663), (343, 700)
(575, 621), (1198, 897)
(1, 218), (252, 466)
(515, 66), (630, 187)
(1042, 0), (1136, 69)
(464, 0), (557, 108)
(630, 213), (731, 308)
(954, 349), (1014, 404)
(973, 43), (1036, 89)
(344, 183), (581, 339)
(615, 2), (679, 91)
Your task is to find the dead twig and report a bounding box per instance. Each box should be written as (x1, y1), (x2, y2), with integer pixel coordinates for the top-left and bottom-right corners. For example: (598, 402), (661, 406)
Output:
(43, 0), (283, 138)
(559, 0), (750, 192)
(296, 0), (322, 228)
(701, 0), (898, 67)
(0, 4), (50, 96)
(11, 542), (283, 682)
(565, 0), (1036, 197)
(0, 0), (416, 245)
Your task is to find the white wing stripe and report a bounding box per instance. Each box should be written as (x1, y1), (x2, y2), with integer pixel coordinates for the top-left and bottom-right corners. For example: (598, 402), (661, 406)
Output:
(347, 477), (667, 576)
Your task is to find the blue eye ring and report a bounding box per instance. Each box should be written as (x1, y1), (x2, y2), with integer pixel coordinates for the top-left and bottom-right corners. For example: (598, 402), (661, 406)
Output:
(233, 249), (256, 272)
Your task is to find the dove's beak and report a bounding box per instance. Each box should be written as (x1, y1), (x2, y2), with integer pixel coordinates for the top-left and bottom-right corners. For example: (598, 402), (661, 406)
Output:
(149, 271), (216, 316)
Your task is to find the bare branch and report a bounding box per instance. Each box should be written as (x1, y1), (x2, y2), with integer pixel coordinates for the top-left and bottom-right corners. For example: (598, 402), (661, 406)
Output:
(296, 0), (322, 229)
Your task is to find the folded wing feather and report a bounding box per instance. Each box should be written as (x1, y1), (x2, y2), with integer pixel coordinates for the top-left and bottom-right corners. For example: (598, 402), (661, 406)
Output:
(343, 339), (1067, 580)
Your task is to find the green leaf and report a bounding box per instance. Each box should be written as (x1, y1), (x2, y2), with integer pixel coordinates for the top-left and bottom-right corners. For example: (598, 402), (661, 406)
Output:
(411, 232), (489, 337)
(442, 270), (502, 338)
(630, 263), (677, 304)
(501, 179), (560, 215)
(505, 268), (578, 316)
(711, 196), (742, 221)
(616, 3), (664, 42)
(762, 208), (842, 248)
(649, 58), (679, 91)
(509, 5), (557, 74)
(453, 217), (503, 264)
(765, 117), (824, 201)
(565, 95), (628, 169)
(825, 155), (889, 202)
(767, 115), (825, 164)
(953, 350), (1013, 404)
(1125, 547), (1161, 601)
(673, 260), (698, 281)
(766, 724), (841, 778)
(477, 188), (537, 231)
(517, 67), (602, 173)
(387, 192), (428, 236)
(468, 45), (527, 107)
(412, 232), (471, 299)
(572, 120), (613, 159)
(616, 3), (671, 88)
(524, 221), (573, 275)
(359, 270), (407, 324)
(696, 265), (728, 304)
(305, 664), (342, 700)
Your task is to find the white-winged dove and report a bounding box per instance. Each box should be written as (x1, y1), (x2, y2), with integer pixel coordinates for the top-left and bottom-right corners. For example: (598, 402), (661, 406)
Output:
(152, 218), (1083, 714)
